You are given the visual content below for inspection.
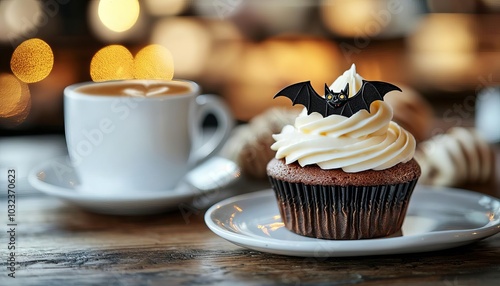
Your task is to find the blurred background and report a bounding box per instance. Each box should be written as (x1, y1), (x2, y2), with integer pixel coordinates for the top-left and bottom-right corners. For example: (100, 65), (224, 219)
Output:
(0, 0), (499, 133)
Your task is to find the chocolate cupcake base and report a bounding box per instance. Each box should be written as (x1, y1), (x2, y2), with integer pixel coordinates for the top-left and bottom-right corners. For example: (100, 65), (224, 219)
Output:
(269, 177), (417, 239)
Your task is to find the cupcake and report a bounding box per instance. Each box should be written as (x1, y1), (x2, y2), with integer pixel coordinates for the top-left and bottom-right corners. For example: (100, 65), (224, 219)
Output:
(267, 64), (421, 240)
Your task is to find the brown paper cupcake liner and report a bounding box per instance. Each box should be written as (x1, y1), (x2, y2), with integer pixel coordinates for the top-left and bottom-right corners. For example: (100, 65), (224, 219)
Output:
(268, 177), (418, 240)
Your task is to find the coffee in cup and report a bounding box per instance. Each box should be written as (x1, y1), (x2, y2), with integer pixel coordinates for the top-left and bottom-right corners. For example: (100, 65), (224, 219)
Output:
(74, 81), (191, 97)
(64, 79), (233, 194)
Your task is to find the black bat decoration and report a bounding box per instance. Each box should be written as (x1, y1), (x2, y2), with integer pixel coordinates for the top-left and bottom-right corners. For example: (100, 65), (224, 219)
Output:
(274, 80), (401, 117)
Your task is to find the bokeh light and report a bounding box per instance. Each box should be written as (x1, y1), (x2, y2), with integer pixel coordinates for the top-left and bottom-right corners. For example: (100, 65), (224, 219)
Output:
(321, 0), (423, 38)
(144, 0), (188, 16)
(201, 20), (244, 87)
(0, 0), (41, 43)
(10, 38), (54, 83)
(482, 0), (500, 11)
(321, 0), (377, 37)
(151, 17), (211, 78)
(193, 0), (314, 36)
(408, 14), (476, 85)
(0, 2), (10, 42)
(98, 0), (140, 32)
(0, 74), (23, 117)
(88, 0), (147, 43)
(90, 45), (134, 82)
(134, 44), (174, 80)
(224, 36), (342, 121)
(5, 94), (31, 127)
(0, 73), (31, 126)
(29, 52), (78, 125)
(192, 0), (243, 19)
(246, 0), (315, 35)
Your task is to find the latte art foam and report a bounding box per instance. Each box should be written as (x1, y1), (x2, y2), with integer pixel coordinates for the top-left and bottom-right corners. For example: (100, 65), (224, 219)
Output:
(75, 81), (191, 97)
(123, 86), (170, 97)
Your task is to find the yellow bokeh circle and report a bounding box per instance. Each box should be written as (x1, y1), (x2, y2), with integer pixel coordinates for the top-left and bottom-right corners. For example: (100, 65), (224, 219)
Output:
(98, 0), (140, 32)
(90, 45), (134, 82)
(0, 73), (31, 126)
(0, 74), (22, 117)
(10, 38), (54, 83)
(134, 44), (174, 80)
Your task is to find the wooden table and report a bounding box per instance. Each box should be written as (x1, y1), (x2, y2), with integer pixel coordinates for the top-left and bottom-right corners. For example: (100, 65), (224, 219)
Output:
(1, 150), (499, 286)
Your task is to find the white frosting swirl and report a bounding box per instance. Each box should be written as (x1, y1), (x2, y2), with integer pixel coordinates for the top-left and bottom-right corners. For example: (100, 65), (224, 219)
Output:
(330, 64), (363, 97)
(271, 64), (416, 172)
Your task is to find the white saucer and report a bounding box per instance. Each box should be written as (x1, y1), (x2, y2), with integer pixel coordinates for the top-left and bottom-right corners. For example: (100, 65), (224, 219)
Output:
(29, 156), (240, 215)
(0, 135), (67, 194)
(205, 186), (500, 257)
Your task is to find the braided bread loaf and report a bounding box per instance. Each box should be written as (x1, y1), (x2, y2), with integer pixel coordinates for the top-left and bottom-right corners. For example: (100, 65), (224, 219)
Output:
(220, 108), (299, 179)
(415, 127), (495, 187)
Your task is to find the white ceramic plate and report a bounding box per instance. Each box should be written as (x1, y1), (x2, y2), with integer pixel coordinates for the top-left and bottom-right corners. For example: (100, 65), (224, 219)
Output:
(205, 186), (500, 257)
(29, 156), (240, 215)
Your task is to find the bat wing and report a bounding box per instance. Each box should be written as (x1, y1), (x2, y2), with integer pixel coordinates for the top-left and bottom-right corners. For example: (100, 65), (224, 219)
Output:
(329, 80), (401, 117)
(274, 81), (330, 116)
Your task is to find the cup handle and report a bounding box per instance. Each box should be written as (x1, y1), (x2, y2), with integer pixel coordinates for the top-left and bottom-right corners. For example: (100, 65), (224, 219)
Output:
(189, 94), (233, 165)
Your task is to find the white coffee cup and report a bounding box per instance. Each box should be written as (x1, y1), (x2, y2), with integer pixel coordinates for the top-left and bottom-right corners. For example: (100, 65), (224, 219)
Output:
(64, 79), (233, 194)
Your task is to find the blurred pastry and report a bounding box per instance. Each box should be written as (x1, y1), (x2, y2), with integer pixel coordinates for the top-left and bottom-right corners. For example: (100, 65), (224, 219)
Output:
(415, 127), (494, 187)
(384, 85), (434, 142)
(220, 107), (299, 179)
